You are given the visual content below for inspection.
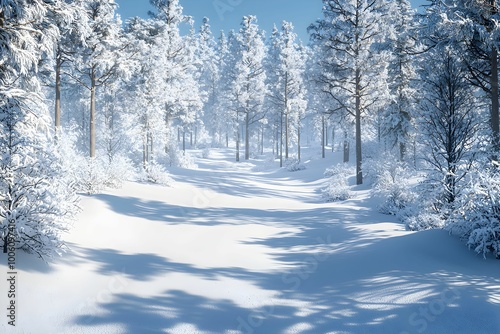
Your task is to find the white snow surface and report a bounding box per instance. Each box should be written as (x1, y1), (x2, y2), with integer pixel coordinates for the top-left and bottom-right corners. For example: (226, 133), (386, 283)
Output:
(2, 148), (500, 334)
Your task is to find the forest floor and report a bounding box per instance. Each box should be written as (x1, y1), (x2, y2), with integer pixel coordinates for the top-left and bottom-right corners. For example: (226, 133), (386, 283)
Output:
(2, 147), (500, 334)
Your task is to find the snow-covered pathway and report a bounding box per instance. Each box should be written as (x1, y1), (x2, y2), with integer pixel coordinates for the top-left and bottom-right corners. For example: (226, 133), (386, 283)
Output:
(3, 149), (500, 334)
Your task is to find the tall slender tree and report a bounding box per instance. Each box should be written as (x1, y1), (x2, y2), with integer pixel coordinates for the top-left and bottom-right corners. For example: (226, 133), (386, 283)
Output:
(383, 0), (418, 161)
(310, 0), (391, 184)
(150, 0), (202, 158)
(233, 16), (267, 161)
(266, 21), (307, 166)
(418, 45), (481, 213)
(68, 0), (123, 158)
(423, 0), (500, 154)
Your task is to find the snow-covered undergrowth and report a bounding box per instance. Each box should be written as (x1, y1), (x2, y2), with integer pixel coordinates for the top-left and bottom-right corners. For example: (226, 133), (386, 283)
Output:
(202, 147), (212, 159)
(369, 157), (417, 215)
(285, 158), (306, 172)
(166, 147), (198, 169)
(322, 163), (353, 201)
(73, 156), (136, 194)
(447, 164), (500, 259)
(102, 155), (136, 189)
(138, 160), (173, 186)
(74, 157), (108, 195)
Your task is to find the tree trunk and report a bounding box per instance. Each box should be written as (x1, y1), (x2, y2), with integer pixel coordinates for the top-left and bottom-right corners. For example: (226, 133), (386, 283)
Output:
(284, 72), (289, 160)
(150, 133), (154, 162)
(400, 141), (406, 162)
(194, 126), (197, 148)
(275, 125), (279, 158)
(236, 112), (240, 162)
(344, 140), (350, 163)
(245, 112), (250, 160)
(183, 131), (186, 152)
(355, 68), (363, 185)
(332, 127), (335, 152)
(322, 115), (326, 159)
(298, 123), (301, 161)
(491, 47), (499, 154)
(90, 64), (97, 158)
(143, 130), (148, 169)
(55, 46), (62, 130)
(260, 125), (264, 155)
(326, 125), (329, 147)
(285, 113), (289, 159)
(106, 98), (114, 164)
(280, 111), (284, 167)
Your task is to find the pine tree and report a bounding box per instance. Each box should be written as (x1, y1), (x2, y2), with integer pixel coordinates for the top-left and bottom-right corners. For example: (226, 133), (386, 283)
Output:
(0, 0), (79, 258)
(383, 0), (418, 161)
(150, 0), (203, 159)
(68, 0), (124, 158)
(418, 45), (481, 212)
(232, 16), (267, 161)
(196, 17), (219, 146)
(422, 0), (500, 154)
(266, 21), (308, 166)
(310, 0), (391, 184)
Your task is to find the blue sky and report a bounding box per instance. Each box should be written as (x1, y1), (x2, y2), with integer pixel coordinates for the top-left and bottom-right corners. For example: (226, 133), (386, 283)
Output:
(116, 0), (425, 43)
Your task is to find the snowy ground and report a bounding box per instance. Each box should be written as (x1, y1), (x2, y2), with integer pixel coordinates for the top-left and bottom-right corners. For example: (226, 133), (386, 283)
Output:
(2, 147), (500, 334)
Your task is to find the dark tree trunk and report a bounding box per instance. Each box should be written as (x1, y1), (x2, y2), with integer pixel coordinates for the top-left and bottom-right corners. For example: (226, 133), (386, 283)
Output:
(322, 115), (326, 159)
(355, 68), (363, 185)
(245, 112), (250, 160)
(90, 64), (97, 158)
(55, 46), (62, 130)
(491, 47), (499, 153)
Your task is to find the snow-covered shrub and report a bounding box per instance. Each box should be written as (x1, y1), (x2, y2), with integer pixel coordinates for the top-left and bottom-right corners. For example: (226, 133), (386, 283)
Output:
(371, 157), (417, 215)
(322, 163), (353, 202)
(447, 164), (500, 259)
(175, 151), (197, 169)
(165, 143), (197, 169)
(401, 210), (444, 231)
(285, 158), (306, 172)
(397, 179), (447, 231)
(324, 163), (351, 178)
(103, 155), (136, 189)
(75, 157), (108, 195)
(253, 154), (278, 172)
(202, 147), (212, 159)
(1, 103), (79, 259)
(139, 161), (173, 186)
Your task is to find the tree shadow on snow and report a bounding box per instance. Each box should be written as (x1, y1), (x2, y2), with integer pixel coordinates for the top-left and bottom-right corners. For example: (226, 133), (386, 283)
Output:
(68, 160), (500, 333)
(68, 217), (500, 333)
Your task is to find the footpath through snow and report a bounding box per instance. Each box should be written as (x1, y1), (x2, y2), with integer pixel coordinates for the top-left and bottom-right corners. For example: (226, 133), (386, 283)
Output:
(2, 148), (500, 334)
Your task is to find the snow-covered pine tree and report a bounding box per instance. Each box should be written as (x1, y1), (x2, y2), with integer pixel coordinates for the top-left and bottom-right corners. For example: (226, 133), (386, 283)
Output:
(211, 30), (234, 147)
(233, 16), (267, 161)
(196, 17), (219, 146)
(266, 21), (307, 166)
(422, 0), (500, 154)
(125, 17), (166, 168)
(0, 0), (79, 258)
(265, 25), (282, 158)
(310, 0), (391, 184)
(418, 45), (481, 217)
(71, 0), (123, 158)
(150, 0), (203, 161)
(49, 0), (89, 131)
(383, 0), (418, 161)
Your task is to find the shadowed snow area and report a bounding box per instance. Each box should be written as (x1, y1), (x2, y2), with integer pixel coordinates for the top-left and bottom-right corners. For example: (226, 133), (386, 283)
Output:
(3, 148), (500, 334)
